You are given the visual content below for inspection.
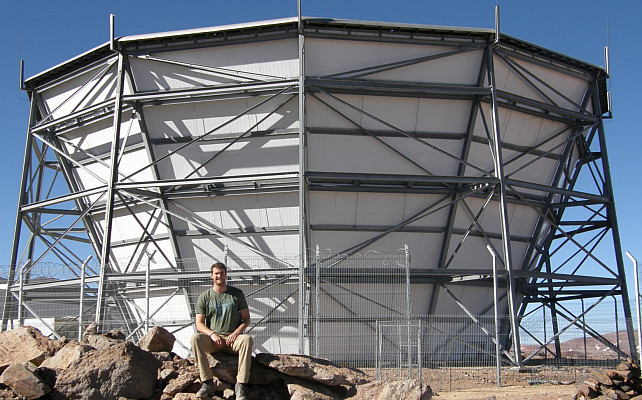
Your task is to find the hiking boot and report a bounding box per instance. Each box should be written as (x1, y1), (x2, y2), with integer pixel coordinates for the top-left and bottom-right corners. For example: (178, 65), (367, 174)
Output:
(235, 382), (249, 400)
(196, 379), (216, 398)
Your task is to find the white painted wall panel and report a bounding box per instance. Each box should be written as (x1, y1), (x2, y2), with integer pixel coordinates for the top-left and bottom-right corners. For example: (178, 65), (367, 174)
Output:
(311, 231), (443, 269)
(39, 60), (117, 119)
(434, 284), (504, 316)
(493, 54), (590, 111)
(177, 234), (299, 267)
(61, 112), (143, 158)
(142, 95), (298, 141)
(169, 193), (298, 232)
(306, 38), (482, 85)
(310, 192), (450, 228)
(367, 50), (484, 85)
(308, 134), (462, 176)
(130, 39), (298, 92)
(155, 136), (298, 179)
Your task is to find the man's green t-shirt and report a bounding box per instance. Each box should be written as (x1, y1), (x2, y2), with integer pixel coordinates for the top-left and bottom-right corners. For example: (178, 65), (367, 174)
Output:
(195, 286), (248, 335)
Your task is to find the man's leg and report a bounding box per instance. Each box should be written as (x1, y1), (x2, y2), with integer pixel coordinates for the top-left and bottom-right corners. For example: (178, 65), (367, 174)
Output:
(190, 333), (218, 382)
(230, 334), (253, 384)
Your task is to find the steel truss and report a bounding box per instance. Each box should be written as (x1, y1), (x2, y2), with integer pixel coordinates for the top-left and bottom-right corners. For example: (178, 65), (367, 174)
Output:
(4, 18), (633, 365)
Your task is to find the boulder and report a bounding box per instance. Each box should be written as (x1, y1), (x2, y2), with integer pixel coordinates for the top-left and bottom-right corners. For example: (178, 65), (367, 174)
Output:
(152, 351), (174, 362)
(283, 375), (345, 400)
(106, 329), (126, 340)
(84, 333), (125, 350)
(163, 365), (204, 396)
(137, 326), (176, 352)
(40, 341), (94, 370)
(0, 326), (61, 370)
(0, 362), (51, 399)
(54, 341), (160, 400)
(255, 353), (372, 386)
(206, 352), (282, 385)
(82, 322), (98, 338)
(350, 379), (432, 400)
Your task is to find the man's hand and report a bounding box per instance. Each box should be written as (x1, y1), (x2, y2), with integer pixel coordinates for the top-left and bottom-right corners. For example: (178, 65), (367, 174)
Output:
(210, 333), (224, 348)
(225, 332), (239, 346)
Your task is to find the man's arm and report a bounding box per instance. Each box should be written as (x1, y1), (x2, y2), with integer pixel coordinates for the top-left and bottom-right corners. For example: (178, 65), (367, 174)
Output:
(225, 308), (250, 345)
(196, 313), (224, 347)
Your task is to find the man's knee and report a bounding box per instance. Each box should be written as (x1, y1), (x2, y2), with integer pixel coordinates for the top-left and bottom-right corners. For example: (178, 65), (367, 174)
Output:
(237, 334), (253, 348)
(191, 332), (207, 349)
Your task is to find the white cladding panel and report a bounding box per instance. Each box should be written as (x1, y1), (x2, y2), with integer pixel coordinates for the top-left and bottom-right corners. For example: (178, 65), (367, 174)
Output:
(433, 284), (506, 316)
(168, 193), (298, 232)
(306, 38), (483, 85)
(310, 191), (450, 228)
(156, 136), (298, 179)
(60, 116), (123, 156)
(177, 234), (299, 266)
(492, 53), (591, 111)
(308, 134), (462, 176)
(308, 94), (470, 134)
(39, 60), (118, 119)
(129, 39), (298, 92)
(311, 230), (443, 270)
(142, 95), (298, 141)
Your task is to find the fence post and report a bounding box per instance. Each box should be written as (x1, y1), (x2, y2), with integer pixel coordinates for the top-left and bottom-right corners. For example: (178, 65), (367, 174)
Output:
(626, 251), (640, 362)
(224, 245), (228, 266)
(18, 263), (28, 326)
(418, 320), (422, 383)
(79, 255), (92, 341)
(405, 244), (412, 378)
(315, 245), (320, 357)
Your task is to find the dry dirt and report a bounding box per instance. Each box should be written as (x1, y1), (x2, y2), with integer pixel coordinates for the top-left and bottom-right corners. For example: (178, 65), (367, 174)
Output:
(433, 382), (577, 400)
(368, 365), (603, 400)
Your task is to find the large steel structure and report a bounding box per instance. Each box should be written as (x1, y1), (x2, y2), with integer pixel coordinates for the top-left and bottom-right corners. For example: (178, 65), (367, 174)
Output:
(4, 16), (633, 364)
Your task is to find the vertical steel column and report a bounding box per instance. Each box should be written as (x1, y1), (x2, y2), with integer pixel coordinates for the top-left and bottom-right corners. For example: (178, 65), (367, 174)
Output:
(487, 44), (522, 367)
(487, 245), (502, 387)
(593, 82), (637, 358)
(96, 53), (125, 326)
(297, 3), (308, 354)
(2, 94), (38, 331)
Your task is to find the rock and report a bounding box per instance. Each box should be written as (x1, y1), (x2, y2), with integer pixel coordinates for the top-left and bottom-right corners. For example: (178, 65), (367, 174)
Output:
(206, 352), (282, 385)
(41, 341), (94, 370)
(82, 322), (98, 338)
(152, 351), (174, 362)
(0, 362), (51, 399)
(106, 329), (126, 340)
(173, 393), (225, 400)
(54, 341), (160, 400)
(160, 368), (178, 381)
(84, 333), (125, 350)
(162, 365), (200, 396)
(0, 326), (61, 370)
(175, 355), (193, 370)
(255, 353), (372, 386)
(350, 379), (432, 400)
(283, 375), (345, 400)
(137, 326), (176, 352)
(246, 382), (291, 400)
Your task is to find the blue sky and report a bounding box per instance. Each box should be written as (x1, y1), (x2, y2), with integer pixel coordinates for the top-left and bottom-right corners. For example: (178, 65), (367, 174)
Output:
(0, 0), (640, 284)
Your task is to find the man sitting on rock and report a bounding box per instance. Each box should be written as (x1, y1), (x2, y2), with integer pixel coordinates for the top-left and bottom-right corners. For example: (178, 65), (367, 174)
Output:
(191, 262), (253, 399)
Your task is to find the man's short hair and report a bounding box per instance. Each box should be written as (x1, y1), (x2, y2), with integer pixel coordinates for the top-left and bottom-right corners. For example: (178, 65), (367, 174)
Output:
(210, 262), (227, 273)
